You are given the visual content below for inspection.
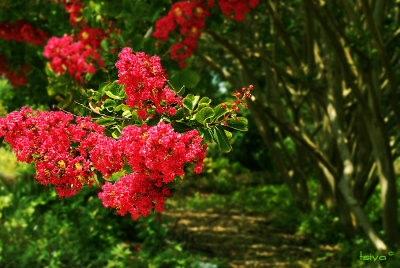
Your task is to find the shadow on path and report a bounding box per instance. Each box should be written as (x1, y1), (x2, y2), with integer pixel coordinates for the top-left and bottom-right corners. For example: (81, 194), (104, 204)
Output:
(163, 206), (340, 267)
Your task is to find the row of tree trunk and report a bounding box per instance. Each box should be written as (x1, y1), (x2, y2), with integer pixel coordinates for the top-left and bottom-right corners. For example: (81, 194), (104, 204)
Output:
(199, 0), (400, 251)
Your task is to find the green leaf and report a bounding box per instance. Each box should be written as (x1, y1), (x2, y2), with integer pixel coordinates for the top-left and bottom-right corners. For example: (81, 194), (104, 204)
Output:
(198, 97), (211, 105)
(45, 62), (55, 77)
(112, 129), (121, 139)
(114, 104), (124, 112)
(198, 128), (213, 143)
(195, 107), (215, 125)
(183, 94), (200, 111)
(85, 72), (93, 82)
(171, 121), (194, 133)
(122, 110), (132, 118)
(213, 126), (232, 152)
(212, 103), (230, 122)
(130, 111), (139, 121)
(122, 105), (130, 111)
(224, 130), (233, 140)
(105, 171), (125, 182)
(100, 39), (108, 51)
(105, 90), (121, 99)
(107, 81), (122, 96)
(95, 82), (109, 101)
(97, 117), (115, 126)
(227, 117), (248, 131)
(103, 99), (116, 108)
(119, 86), (127, 98)
(196, 103), (210, 112)
(147, 115), (161, 127)
(86, 89), (95, 98)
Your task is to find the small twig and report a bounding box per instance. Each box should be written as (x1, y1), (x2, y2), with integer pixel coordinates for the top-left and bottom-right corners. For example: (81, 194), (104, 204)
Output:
(178, 85), (185, 95)
(73, 101), (134, 121)
(162, 75), (187, 120)
(162, 47), (172, 58)
(55, 106), (80, 117)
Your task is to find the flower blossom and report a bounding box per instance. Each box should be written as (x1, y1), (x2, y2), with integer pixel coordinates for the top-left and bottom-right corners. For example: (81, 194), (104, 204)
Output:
(115, 48), (181, 118)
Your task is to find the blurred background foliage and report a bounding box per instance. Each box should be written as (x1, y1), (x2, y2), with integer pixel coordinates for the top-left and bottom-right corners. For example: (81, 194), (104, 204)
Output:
(1, 0), (400, 267)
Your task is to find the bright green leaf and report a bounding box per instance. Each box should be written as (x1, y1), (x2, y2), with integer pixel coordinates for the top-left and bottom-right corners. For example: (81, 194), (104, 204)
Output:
(122, 105), (130, 111)
(107, 81), (121, 95)
(112, 129), (121, 139)
(227, 117), (248, 131)
(105, 171), (125, 182)
(196, 103), (210, 112)
(103, 99), (116, 108)
(198, 128), (213, 143)
(224, 130), (233, 140)
(105, 91), (121, 99)
(114, 104), (124, 112)
(97, 117), (115, 126)
(183, 94), (200, 111)
(198, 97), (211, 105)
(213, 126), (232, 152)
(122, 110), (132, 118)
(196, 107), (215, 125)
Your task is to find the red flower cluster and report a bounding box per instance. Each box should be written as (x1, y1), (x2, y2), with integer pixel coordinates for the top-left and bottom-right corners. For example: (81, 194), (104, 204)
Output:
(115, 48), (181, 119)
(153, 0), (259, 66)
(99, 173), (172, 220)
(153, 1), (212, 67)
(61, 0), (85, 28)
(0, 108), (207, 219)
(77, 26), (106, 49)
(43, 29), (105, 83)
(0, 55), (30, 88)
(0, 108), (104, 197)
(99, 122), (207, 220)
(218, 0), (259, 21)
(0, 20), (47, 46)
(83, 133), (123, 178)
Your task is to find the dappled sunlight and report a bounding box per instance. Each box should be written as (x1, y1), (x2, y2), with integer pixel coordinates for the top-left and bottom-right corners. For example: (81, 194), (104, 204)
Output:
(163, 206), (340, 267)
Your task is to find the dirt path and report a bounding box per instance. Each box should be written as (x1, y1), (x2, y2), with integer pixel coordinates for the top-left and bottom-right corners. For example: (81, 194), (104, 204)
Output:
(163, 207), (339, 267)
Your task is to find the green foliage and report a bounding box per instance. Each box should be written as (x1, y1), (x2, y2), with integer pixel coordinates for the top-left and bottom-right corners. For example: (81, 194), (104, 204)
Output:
(0, 148), (221, 267)
(86, 78), (249, 153)
(297, 205), (342, 245)
(171, 69), (201, 89)
(226, 117), (248, 131)
(212, 126), (232, 152)
(196, 107), (215, 125)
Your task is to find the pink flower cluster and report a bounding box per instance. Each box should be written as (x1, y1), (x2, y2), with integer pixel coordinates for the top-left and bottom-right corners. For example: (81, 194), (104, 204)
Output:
(0, 55), (30, 88)
(153, 0), (259, 67)
(218, 0), (259, 21)
(0, 20), (48, 46)
(153, 0), (212, 68)
(99, 122), (207, 220)
(43, 28), (106, 83)
(0, 107), (104, 197)
(0, 108), (207, 219)
(115, 48), (181, 119)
